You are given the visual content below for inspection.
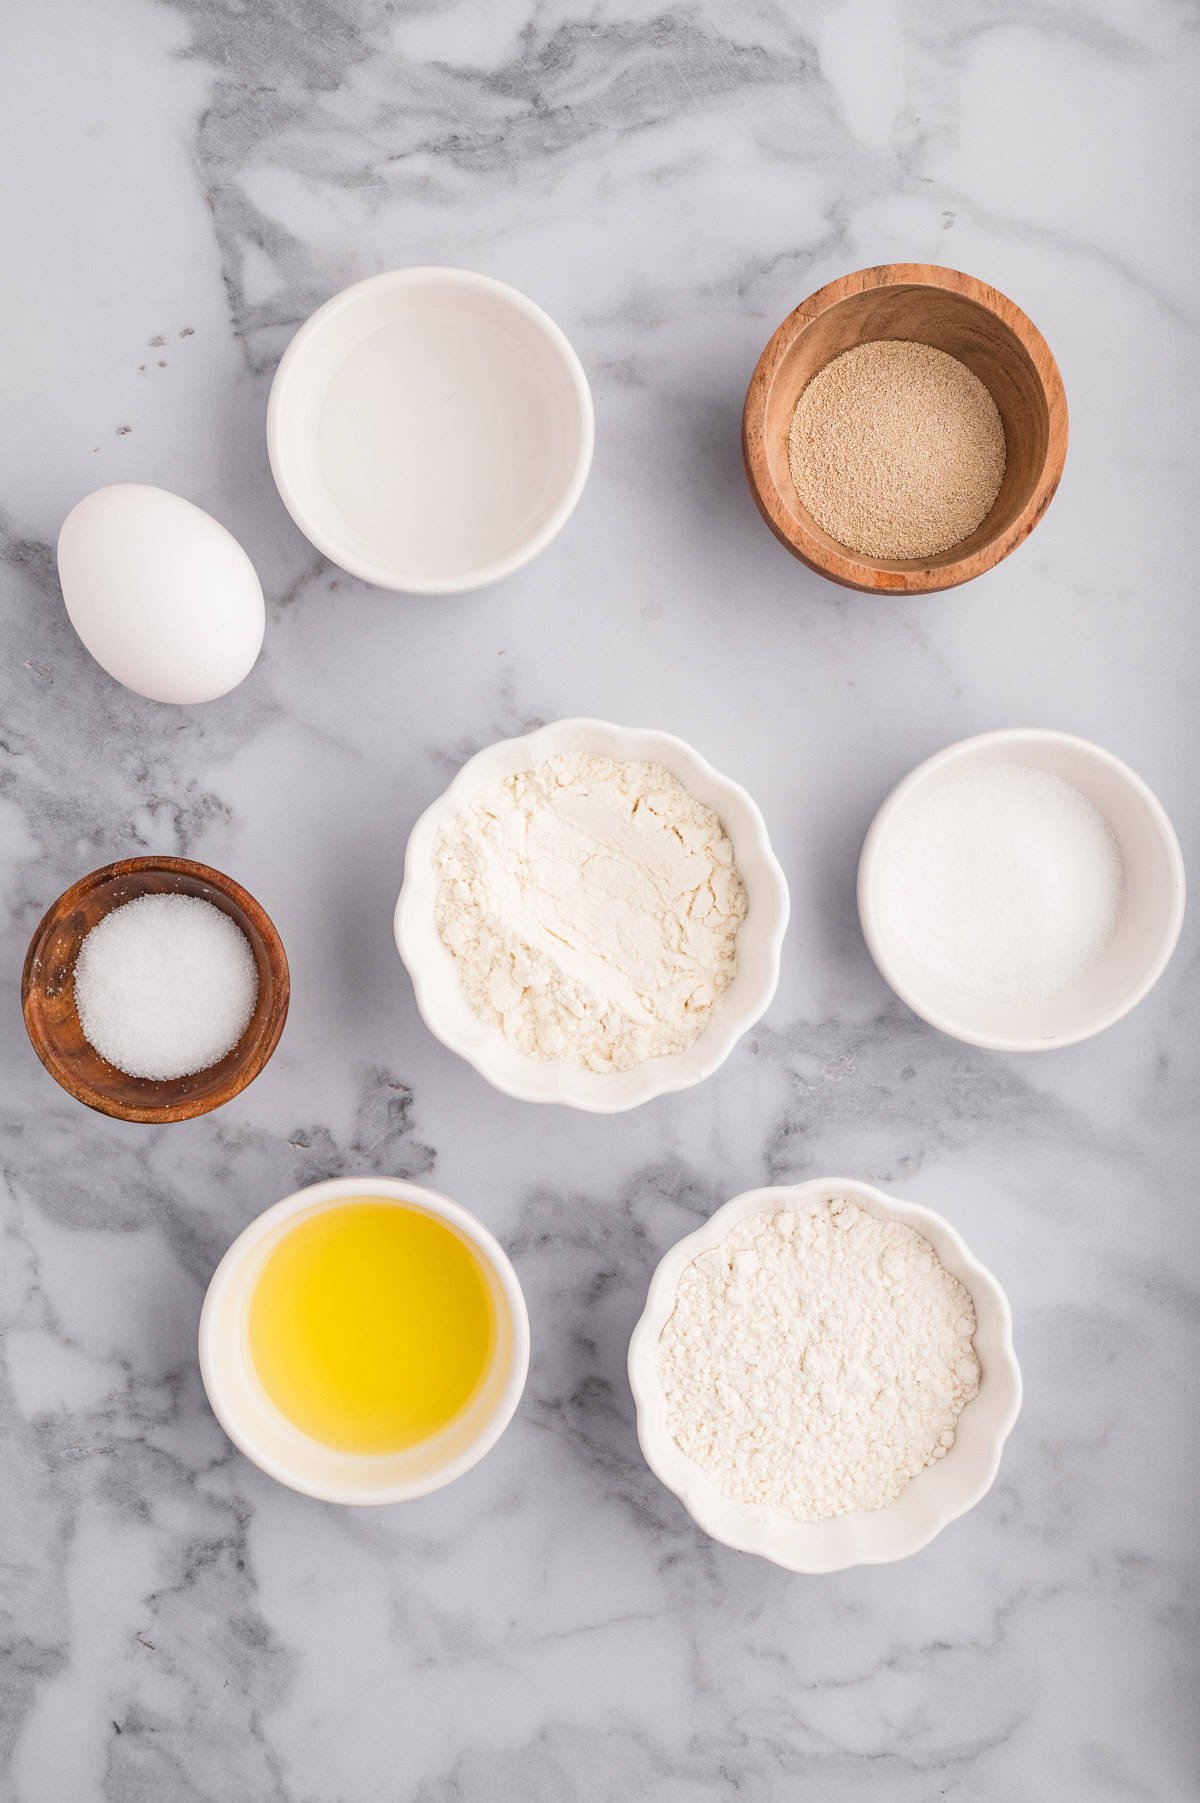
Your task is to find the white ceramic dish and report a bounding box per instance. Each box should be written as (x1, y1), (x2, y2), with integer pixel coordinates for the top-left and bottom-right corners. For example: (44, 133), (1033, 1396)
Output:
(628, 1177), (1021, 1573)
(267, 267), (594, 594)
(199, 1176), (529, 1504)
(858, 728), (1185, 1052)
(394, 718), (790, 1112)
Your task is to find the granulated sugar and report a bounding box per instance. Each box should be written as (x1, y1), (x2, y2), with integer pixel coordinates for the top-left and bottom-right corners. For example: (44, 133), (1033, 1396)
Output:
(875, 761), (1124, 1002)
(788, 340), (1006, 559)
(74, 892), (259, 1079)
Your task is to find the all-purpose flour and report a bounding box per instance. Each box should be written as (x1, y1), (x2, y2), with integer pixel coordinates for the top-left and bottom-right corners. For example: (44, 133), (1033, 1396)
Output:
(657, 1199), (981, 1522)
(434, 753), (747, 1072)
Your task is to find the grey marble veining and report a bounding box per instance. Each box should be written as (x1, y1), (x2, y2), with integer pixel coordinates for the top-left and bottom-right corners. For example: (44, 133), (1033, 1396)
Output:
(2, 0), (1199, 1797)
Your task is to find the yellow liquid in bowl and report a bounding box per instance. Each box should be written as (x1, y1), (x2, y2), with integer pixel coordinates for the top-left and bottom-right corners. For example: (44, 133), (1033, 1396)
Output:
(248, 1200), (497, 1454)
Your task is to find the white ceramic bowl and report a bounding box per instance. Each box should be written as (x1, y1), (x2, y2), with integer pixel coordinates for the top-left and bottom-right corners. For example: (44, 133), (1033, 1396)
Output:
(267, 267), (593, 594)
(199, 1176), (529, 1504)
(628, 1177), (1021, 1573)
(858, 728), (1185, 1052)
(394, 719), (790, 1112)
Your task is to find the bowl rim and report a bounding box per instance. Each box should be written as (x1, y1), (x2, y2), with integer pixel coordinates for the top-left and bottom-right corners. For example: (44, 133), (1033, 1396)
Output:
(857, 726), (1187, 1051)
(198, 1174), (531, 1505)
(741, 261), (1069, 595)
(266, 265), (595, 595)
(21, 854), (290, 1123)
(627, 1176), (1023, 1573)
(393, 717), (791, 1112)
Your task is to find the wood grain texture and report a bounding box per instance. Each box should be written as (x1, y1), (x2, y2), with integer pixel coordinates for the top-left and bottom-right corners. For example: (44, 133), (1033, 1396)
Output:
(21, 856), (290, 1124)
(742, 263), (1069, 595)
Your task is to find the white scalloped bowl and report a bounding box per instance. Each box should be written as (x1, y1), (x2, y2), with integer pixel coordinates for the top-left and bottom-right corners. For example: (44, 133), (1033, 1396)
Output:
(628, 1178), (1021, 1572)
(394, 719), (789, 1111)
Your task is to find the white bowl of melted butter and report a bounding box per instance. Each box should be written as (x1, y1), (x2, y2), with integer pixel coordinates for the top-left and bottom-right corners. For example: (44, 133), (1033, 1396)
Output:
(200, 1176), (529, 1505)
(394, 718), (790, 1111)
(629, 1177), (1021, 1572)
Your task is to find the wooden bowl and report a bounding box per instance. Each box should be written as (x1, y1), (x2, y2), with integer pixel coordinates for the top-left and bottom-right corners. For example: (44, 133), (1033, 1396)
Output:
(22, 856), (289, 1124)
(742, 263), (1068, 594)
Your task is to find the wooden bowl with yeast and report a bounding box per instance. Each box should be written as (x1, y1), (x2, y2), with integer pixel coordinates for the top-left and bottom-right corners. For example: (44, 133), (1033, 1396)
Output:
(22, 855), (289, 1124)
(742, 263), (1068, 595)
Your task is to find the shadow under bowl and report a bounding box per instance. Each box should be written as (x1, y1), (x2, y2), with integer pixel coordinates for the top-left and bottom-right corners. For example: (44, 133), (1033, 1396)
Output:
(22, 855), (289, 1123)
(742, 262), (1068, 594)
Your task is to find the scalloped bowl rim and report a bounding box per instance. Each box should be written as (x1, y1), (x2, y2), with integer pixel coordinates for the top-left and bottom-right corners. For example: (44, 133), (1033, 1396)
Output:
(394, 719), (790, 1111)
(628, 1177), (1022, 1573)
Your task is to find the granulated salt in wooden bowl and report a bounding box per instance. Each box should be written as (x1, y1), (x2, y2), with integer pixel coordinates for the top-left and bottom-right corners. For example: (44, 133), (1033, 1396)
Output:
(22, 856), (289, 1124)
(742, 264), (1068, 595)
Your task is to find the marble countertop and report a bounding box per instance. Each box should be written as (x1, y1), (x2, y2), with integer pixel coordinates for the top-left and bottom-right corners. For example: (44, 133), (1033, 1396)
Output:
(2, 2), (1198, 1798)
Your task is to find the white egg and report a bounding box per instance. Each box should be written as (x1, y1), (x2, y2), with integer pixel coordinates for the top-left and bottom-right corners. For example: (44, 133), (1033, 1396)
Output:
(57, 484), (265, 704)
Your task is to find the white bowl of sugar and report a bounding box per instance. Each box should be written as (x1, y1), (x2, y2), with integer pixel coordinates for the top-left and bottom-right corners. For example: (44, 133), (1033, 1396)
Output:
(858, 728), (1185, 1051)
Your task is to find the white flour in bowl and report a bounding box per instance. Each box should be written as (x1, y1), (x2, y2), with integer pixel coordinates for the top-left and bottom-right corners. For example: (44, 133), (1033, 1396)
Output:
(656, 1198), (981, 1523)
(433, 753), (747, 1072)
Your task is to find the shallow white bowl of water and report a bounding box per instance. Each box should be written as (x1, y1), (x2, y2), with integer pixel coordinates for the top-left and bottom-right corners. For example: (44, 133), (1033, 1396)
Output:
(267, 268), (593, 594)
(858, 728), (1185, 1051)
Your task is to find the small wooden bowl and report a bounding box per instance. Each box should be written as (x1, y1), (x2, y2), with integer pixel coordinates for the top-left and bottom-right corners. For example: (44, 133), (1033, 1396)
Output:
(742, 263), (1068, 594)
(22, 856), (289, 1124)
